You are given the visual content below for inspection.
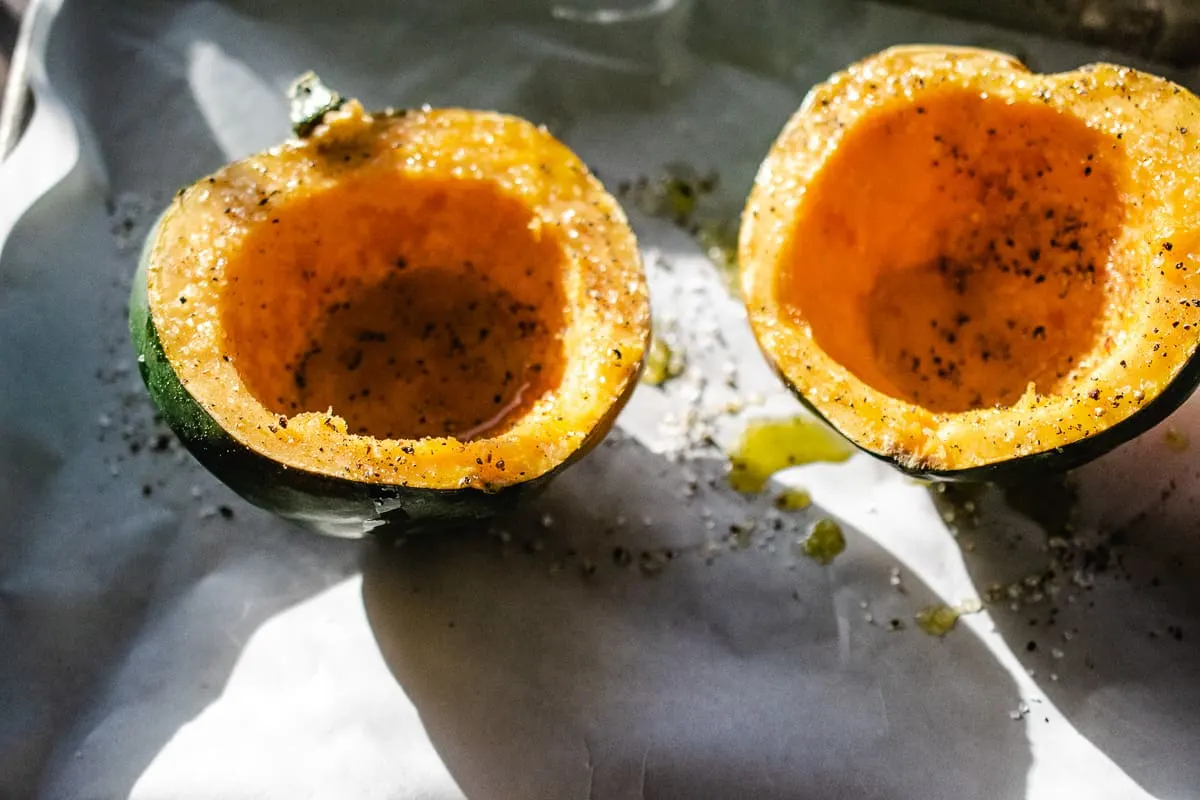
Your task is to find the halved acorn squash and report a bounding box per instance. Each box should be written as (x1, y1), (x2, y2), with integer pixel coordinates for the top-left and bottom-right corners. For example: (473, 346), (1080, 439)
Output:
(740, 46), (1200, 480)
(131, 78), (649, 536)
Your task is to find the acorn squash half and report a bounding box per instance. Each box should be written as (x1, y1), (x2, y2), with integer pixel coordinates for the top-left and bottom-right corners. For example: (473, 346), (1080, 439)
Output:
(131, 78), (650, 536)
(741, 46), (1200, 480)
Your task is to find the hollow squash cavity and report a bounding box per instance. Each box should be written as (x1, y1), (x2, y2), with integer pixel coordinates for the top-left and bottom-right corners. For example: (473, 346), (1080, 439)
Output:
(781, 90), (1127, 413)
(221, 177), (567, 441)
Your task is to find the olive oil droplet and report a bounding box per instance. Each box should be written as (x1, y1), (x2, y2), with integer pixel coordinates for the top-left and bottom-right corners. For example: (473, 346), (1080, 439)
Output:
(774, 487), (812, 511)
(641, 335), (686, 386)
(801, 518), (846, 565)
(915, 605), (962, 637)
(728, 416), (855, 494)
(1165, 427), (1190, 453)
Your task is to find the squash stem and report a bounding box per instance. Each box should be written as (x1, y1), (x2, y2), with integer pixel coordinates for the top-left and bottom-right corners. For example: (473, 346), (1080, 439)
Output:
(288, 72), (345, 138)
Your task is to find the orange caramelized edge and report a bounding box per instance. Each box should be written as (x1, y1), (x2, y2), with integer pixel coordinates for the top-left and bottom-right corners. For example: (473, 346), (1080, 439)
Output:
(740, 46), (1200, 474)
(147, 102), (650, 490)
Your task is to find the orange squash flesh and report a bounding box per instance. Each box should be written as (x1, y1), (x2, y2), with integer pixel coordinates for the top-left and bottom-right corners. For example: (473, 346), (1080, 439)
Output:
(147, 101), (649, 493)
(742, 47), (1200, 475)
(785, 88), (1122, 414)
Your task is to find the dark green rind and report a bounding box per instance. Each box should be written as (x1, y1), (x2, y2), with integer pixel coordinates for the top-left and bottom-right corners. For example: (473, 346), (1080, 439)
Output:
(130, 223), (631, 538)
(762, 352), (1200, 484)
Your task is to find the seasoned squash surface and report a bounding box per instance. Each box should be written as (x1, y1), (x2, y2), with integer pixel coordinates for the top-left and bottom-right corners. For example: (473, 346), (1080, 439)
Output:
(135, 96), (649, 534)
(742, 47), (1200, 477)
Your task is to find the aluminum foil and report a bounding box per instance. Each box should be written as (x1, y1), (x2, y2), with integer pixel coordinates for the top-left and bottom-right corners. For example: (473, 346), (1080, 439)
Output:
(2, 1), (1199, 797)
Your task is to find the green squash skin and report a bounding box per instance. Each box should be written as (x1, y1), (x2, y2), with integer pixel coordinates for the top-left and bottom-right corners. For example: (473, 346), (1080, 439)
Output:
(760, 352), (1200, 484)
(129, 220), (638, 538)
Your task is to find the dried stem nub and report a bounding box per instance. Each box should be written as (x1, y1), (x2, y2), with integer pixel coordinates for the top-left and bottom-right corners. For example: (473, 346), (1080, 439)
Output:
(288, 72), (345, 138)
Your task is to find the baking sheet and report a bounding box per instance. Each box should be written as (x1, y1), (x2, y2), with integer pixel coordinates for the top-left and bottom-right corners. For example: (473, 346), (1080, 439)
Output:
(2, 1), (1200, 798)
